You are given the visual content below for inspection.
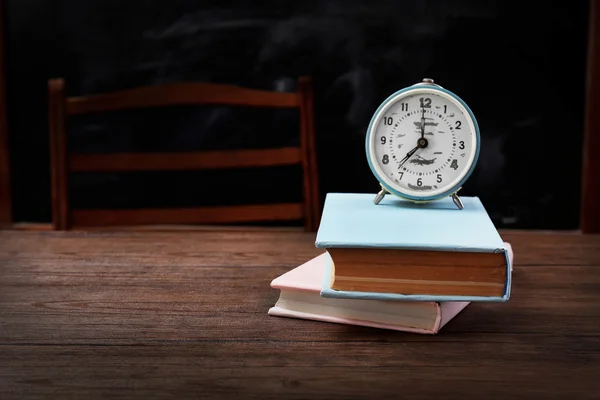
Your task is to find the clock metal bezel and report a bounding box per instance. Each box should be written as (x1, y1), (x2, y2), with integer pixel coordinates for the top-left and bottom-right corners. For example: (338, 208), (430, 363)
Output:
(365, 83), (481, 202)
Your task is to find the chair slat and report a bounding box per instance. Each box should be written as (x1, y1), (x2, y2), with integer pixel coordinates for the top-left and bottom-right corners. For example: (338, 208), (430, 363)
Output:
(66, 82), (300, 115)
(71, 203), (304, 226)
(69, 147), (303, 172)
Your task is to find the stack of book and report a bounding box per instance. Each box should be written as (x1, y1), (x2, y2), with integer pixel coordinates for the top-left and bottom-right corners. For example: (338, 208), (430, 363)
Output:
(268, 193), (514, 334)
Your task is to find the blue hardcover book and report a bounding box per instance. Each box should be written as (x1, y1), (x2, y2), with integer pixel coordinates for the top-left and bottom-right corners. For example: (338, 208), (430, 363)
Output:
(315, 193), (512, 302)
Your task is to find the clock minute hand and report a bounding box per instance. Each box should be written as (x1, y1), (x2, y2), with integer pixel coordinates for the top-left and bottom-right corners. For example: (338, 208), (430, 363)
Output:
(420, 107), (426, 139)
(398, 145), (419, 169)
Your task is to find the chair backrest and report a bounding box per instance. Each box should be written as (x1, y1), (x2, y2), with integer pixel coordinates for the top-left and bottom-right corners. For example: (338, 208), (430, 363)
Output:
(48, 77), (320, 231)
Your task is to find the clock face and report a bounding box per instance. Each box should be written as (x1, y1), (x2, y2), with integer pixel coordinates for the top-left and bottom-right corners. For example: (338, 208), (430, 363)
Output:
(366, 86), (479, 200)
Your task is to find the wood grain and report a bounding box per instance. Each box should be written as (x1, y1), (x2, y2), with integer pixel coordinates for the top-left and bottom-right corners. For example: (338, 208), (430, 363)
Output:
(0, 230), (599, 399)
(581, 0), (600, 233)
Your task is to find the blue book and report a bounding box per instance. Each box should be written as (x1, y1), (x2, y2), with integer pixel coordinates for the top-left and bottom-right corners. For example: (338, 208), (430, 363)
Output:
(315, 193), (512, 302)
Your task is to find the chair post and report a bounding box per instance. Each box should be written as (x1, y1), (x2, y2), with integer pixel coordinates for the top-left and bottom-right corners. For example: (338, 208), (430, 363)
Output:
(0, 0), (10, 227)
(298, 76), (320, 232)
(48, 79), (69, 230)
(581, 0), (600, 233)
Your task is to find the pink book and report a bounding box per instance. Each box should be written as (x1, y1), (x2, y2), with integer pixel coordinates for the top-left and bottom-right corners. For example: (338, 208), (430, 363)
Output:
(269, 243), (514, 334)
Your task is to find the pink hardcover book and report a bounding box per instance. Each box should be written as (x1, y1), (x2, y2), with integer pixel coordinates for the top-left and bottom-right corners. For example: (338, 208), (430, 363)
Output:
(268, 243), (513, 334)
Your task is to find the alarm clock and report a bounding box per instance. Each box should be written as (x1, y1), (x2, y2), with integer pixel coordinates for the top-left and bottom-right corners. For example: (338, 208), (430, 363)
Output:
(365, 78), (480, 209)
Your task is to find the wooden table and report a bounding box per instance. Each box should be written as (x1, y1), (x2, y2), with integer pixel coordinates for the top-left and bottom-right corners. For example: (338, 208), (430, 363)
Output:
(1, 230), (599, 399)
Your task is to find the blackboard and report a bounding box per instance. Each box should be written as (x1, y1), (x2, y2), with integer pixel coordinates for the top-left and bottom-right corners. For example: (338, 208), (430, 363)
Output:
(5, 0), (590, 228)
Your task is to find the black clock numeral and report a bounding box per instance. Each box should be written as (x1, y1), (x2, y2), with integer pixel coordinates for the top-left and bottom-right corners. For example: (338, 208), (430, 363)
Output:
(437, 174), (442, 183)
(443, 105), (447, 114)
(450, 159), (458, 170)
(401, 103), (409, 112)
(417, 178), (423, 186)
(419, 98), (432, 108)
(381, 137), (386, 145)
(382, 154), (389, 164)
(398, 172), (404, 179)
(455, 121), (462, 129)
(459, 140), (465, 149)
(384, 117), (393, 125)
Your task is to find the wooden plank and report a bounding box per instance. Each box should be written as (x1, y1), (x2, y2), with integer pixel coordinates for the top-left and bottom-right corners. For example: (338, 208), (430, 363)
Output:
(66, 81), (300, 115)
(0, 347), (598, 399)
(69, 147), (302, 172)
(0, 230), (598, 267)
(70, 203), (304, 227)
(0, 230), (599, 398)
(0, 0), (10, 226)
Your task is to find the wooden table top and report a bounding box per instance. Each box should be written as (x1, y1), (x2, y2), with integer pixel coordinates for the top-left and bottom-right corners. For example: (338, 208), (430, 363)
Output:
(1, 229), (600, 399)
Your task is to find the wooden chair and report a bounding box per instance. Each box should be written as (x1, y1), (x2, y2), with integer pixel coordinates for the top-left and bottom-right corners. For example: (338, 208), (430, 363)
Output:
(48, 77), (320, 232)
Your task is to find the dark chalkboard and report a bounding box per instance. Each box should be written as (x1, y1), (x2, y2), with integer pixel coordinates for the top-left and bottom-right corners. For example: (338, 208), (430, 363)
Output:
(5, 0), (590, 228)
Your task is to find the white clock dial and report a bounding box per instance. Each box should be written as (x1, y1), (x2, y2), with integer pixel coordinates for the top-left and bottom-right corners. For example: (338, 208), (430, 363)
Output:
(368, 87), (478, 199)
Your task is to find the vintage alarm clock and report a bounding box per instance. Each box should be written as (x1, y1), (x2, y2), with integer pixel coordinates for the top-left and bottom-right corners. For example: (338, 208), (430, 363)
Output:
(365, 78), (480, 209)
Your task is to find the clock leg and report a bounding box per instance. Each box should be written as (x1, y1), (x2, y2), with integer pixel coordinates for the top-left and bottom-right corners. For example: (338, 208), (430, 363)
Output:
(373, 187), (389, 205)
(452, 193), (464, 210)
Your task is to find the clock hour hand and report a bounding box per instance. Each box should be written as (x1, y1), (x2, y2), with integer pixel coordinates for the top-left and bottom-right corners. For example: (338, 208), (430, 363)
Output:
(397, 145), (419, 169)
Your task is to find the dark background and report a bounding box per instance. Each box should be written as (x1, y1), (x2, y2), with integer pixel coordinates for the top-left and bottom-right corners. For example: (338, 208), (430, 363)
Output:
(4, 0), (590, 229)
